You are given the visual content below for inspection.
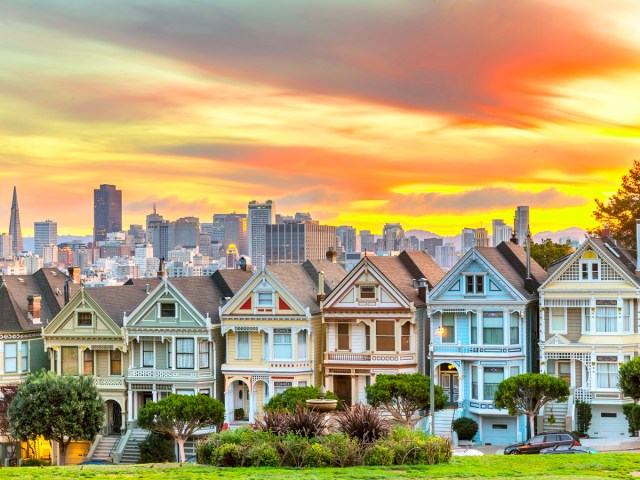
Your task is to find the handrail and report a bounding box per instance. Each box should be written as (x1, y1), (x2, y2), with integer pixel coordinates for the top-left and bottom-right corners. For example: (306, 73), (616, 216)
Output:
(109, 431), (122, 462)
(112, 427), (133, 464)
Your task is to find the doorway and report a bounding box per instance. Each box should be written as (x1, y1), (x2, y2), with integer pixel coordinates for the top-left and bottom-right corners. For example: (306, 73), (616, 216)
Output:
(334, 376), (352, 406)
(439, 364), (459, 406)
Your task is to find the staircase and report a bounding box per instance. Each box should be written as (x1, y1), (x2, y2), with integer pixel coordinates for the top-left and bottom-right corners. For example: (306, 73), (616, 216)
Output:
(91, 435), (120, 462)
(543, 402), (568, 433)
(119, 429), (148, 464)
(433, 408), (456, 439)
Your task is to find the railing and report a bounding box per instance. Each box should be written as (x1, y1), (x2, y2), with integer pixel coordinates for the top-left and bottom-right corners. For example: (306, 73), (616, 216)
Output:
(434, 345), (522, 355)
(93, 377), (126, 388)
(127, 368), (213, 380)
(325, 352), (416, 363)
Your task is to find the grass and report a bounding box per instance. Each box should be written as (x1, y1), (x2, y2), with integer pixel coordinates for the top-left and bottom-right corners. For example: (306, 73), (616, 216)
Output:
(2, 454), (640, 479)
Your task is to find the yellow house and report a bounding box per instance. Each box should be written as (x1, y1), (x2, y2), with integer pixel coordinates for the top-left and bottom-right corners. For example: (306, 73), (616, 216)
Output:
(220, 260), (345, 423)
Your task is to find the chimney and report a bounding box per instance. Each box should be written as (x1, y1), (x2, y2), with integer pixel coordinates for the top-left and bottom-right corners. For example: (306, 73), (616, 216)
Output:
(27, 294), (41, 324)
(326, 247), (337, 263)
(67, 266), (80, 284)
(602, 224), (611, 237)
(417, 278), (428, 302)
(145, 283), (150, 295)
(317, 271), (325, 303)
(636, 220), (640, 275)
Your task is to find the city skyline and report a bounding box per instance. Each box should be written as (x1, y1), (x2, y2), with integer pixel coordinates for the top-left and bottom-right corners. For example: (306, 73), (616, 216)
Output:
(2, 1), (639, 236)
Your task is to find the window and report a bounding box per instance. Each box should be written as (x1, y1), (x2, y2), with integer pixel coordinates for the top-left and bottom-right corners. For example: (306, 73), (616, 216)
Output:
(596, 362), (618, 388)
(465, 275), (484, 294)
(623, 300), (633, 333)
(21, 342), (28, 372)
(337, 324), (350, 350)
(360, 285), (376, 300)
(550, 308), (566, 333)
(143, 341), (154, 367)
(580, 251), (600, 280)
(236, 332), (250, 359)
(167, 342), (172, 368)
(160, 303), (176, 317)
(83, 349), (93, 375)
(199, 342), (210, 368)
(257, 292), (273, 306)
(273, 329), (292, 359)
(376, 320), (395, 351)
(601, 412), (617, 418)
(365, 324), (371, 351)
(583, 307), (591, 333)
(493, 424), (508, 430)
(62, 346), (78, 375)
(471, 314), (477, 344)
(298, 381), (308, 387)
(274, 381), (292, 396)
(558, 362), (571, 383)
(483, 314), (504, 345)
(510, 314), (519, 344)
(262, 332), (269, 360)
(4, 343), (17, 373)
(176, 338), (195, 369)
(596, 306), (617, 333)
(110, 350), (122, 375)
(297, 331), (307, 360)
(471, 366), (478, 400)
(77, 312), (93, 327)
(199, 389), (210, 396)
(441, 313), (455, 343)
(484, 367), (504, 400)
(510, 366), (520, 378)
(401, 323), (411, 351)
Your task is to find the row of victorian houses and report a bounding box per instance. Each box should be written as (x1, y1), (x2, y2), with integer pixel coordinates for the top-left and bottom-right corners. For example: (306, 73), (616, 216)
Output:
(0, 231), (638, 463)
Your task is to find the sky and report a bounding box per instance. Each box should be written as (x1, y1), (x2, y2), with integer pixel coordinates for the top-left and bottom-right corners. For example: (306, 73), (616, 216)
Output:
(1, 0), (639, 237)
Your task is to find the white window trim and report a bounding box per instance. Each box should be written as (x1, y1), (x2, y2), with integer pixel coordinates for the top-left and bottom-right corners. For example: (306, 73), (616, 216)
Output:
(273, 330), (293, 360)
(594, 305), (619, 335)
(549, 307), (568, 335)
(595, 362), (619, 390)
(463, 273), (487, 296)
(580, 259), (600, 281)
(158, 301), (178, 318)
(235, 331), (251, 360)
(256, 291), (274, 307)
(76, 309), (94, 328)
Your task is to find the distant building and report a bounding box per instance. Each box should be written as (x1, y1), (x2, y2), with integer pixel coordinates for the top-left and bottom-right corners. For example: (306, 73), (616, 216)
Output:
(461, 228), (476, 253)
(383, 223), (404, 251)
(8, 187), (23, 257)
(34, 220), (58, 256)
(405, 235), (420, 251)
(248, 200), (275, 268)
(422, 238), (443, 257)
(359, 230), (375, 253)
(492, 219), (513, 247)
(226, 244), (239, 269)
(42, 244), (58, 266)
(147, 219), (170, 260)
(224, 215), (248, 255)
(474, 227), (490, 247)
(128, 224), (145, 243)
(211, 214), (228, 246)
(336, 226), (357, 254)
(93, 184), (122, 243)
(171, 217), (200, 249)
(145, 204), (163, 244)
(0, 233), (12, 259)
(23, 255), (43, 274)
(265, 222), (337, 265)
(435, 243), (457, 269)
(515, 206), (530, 246)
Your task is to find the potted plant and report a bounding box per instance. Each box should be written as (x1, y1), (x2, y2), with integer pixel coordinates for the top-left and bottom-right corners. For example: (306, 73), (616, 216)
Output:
(234, 408), (245, 421)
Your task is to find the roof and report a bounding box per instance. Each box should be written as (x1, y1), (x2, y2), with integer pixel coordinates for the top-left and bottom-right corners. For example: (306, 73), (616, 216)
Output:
(0, 268), (80, 332)
(368, 251), (446, 307)
(86, 278), (163, 327)
(212, 269), (254, 299)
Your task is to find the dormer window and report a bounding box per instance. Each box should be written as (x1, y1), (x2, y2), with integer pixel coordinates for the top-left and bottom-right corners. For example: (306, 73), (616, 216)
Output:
(77, 312), (93, 327)
(580, 251), (600, 280)
(257, 292), (274, 307)
(160, 303), (176, 317)
(360, 285), (376, 300)
(465, 275), (484, 295)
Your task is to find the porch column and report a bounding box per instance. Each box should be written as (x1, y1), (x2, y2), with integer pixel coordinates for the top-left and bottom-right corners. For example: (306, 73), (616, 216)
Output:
(351, 375), (358, 405)
(457, 366), (465, 406)
(78, 346), (83, 374)
(194, 336), (199, 371)
(248, 390), (256, 423)
(56, 348), (62, 375)
(225, 388), (234, 423)
(152, 384), (158, 402)
(127, 390), (133, 421)
(172, 336), (176, 370)
(570, 360), (576, 389)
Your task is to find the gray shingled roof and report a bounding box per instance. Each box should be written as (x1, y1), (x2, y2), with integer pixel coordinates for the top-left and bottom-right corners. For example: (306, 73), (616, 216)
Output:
(86, 278), (163, 327)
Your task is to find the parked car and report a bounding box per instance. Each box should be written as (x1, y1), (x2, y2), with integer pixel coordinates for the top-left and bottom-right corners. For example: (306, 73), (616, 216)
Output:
(504, 432), (580, 455)
(541, 445), (598, 455)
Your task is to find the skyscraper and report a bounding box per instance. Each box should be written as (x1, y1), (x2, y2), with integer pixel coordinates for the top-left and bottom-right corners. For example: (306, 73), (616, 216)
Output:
(383, 223), (404, 251)
(265, 222), (337, 265)
(170, 216), (200, 249)
(336, 226), (357, 253)
(461, 228), (476, 253)
(359, 230), (375, 253)
(8, 186), (23, 257)
(247, 200), (275, 268)
(474, 227), (489, 247)
(34, 220), (58, 256)
(514, 206), (530, 246)
(94, 184), (122, 243)
(224, 214), (248, 255)
(492, 219), (513, 247)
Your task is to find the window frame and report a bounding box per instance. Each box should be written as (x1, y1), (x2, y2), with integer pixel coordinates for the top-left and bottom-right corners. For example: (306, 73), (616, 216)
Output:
(83, 349), (94, 375)
(596, 362), (618, 389)
(483, 313), (504, 345)
(142, 341), (154, 368)
(199, 341), (210, 369)
(441, 313), (455, 343)
(297, 330), (308, 360)
(273, 328), (292, 360)
(20, 342), (28, 372)
(257, 292), (274, 307)
(464, 274), (485, 295)
(549, 307), (567, 334)
(61, 346), (79, 376)
(359, 285), (376, 301)
(110, 349), (122, 376)
(337, 323), (350, 351)
(176, 338), (195, 369)
(401, 322), (411, 351)
(4, 342), (17, 374)
(159, 302), (176, 318)
(77, 311), (93, 327)
(236, 331), (251, 359)
(375, 320), (396, 352)
(595, 305), (618, 334)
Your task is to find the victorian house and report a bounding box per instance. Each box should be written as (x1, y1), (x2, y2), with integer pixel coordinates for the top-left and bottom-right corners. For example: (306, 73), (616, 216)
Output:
(321, 251), (444, 406)
(427, 242), (546, 445)
(539, 230), (640, 438)
(220, 259), (345, 423)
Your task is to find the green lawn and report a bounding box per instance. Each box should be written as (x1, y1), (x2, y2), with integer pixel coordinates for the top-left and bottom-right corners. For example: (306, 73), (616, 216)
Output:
(3, 454), (640, 479)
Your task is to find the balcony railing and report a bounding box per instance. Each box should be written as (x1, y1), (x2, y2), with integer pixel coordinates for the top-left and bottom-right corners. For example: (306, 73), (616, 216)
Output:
(434, 344), (522, 355)
(325, 352), (416, 363)
(93, 377), (126, 389)
(127, 368), (213, 380)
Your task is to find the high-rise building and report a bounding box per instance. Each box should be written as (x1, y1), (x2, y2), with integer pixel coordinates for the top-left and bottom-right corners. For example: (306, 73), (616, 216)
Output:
(8, 187), (23, 257)
(422, 237), (443, 257)
(0, 233), (12, 259)
(265, 222), (337, 265)
(94, 184), (122, 243)
(248, 200), (275, 268)
(148, 219), (170, 260)
(224, 215), (248, 255)
(145, 204), (163, 244)
(474, 227), (490, 247)
(383, 223), (404, 251)
(514, 206), (530, 246)
(211, 214), (228, 246)
(170, 216), (200, 249)
(34, 220), (58, 256)
(336, 226), (357, 254)
(461, 228), (476, 253)
(435, 243), (457, 270)
(492, 219), (513, 247)
(128, 224), (145, 242)
(359, 230), (375, 253)
(42, 244), (58, 266)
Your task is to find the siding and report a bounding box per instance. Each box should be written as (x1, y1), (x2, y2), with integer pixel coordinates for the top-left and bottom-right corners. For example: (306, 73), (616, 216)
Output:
(311, 316), (322, 387)
(213, 329), (225, 401)
(457, 313), (470, 345)
(566, 308), (582, 342)
(351, 324), (365, 353)
(29, 339), (48, 372)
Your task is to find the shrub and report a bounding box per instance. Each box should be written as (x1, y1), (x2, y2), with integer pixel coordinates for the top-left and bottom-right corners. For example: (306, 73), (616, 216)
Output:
(22, 459), (49, 467)
(285, 405), (327, 438)
(264, 386), (341, 412)
(623, 404), (640, 436)
(254, 409), (288, 436)
(196, 438), (213, 465)
(576, 401), (592, 436)
(234, 408), (246, 420)
(139, 432), (176, 463)
(305, 442), (334, 467)
(320, 434), (364, 467)
(276, 433), (314, 467)
(245, 443), (280, 467)
(336, 403), (389, 443)
(218, 443), (242, 467)
(383, 427), (452, 465)
(452, 417), (478, 441)
(364, 444), (394, 466)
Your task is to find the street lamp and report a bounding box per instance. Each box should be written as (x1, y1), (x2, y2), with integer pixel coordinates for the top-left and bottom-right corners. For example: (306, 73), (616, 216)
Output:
(429, 326), (445, 435)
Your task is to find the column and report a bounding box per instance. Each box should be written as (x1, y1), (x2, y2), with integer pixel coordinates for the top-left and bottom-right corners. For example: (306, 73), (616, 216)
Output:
(351, 375), (358, 405)
(127, 390), (133, 421)
(249, 391), (256, 423)
(152, 385), (158, 402)
(194, 336), (199, 371)
(56, 348), (62, 375)
(172, 336), (176, 370)
(225, 388), (234, 423)
(457, 365), (465, 407)
(395, 320), (401, 352)
(478, 366), (484, 401)
(78, 346), (83, 374)
(477, 309), (484, 346)
(540, 308), (546, 341)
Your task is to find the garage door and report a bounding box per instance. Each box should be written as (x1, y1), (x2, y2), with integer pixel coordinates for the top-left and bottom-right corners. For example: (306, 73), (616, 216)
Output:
(589, 406), (628, 438)
(481, 416), (517, 445)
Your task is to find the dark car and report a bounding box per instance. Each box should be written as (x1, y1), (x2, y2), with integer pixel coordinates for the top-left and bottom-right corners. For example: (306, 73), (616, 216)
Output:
(504, 432), (580, 455)
(541, 445), (598, 455)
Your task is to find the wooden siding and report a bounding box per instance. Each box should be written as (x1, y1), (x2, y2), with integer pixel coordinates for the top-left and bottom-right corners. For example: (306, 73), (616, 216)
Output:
(566, 307), (582, 342)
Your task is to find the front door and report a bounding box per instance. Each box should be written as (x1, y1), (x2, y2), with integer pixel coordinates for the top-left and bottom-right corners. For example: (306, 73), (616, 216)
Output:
(111, 402), (122, 435)
(440, 371), (459, 406)
(334, 376), (352, 406)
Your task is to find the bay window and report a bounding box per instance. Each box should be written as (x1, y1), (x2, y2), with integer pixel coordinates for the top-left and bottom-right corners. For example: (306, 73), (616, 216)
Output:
(176, 338), (194, 369)
(510, 314), (519, 344)
(401, 323), (411, 351)
(483, 314), (503, 345)
(623, 300), (633, 333)
(273, 329), (292, 359)
(471, 365), (478, 400)
(441, 313), (455, 343)
(199, 341), (210, 368)
(471, 314), (477, 344)
(596, 306), (617, 333)
(4, 343), (17, 373)
(376, 320), (395, 351)
(596, 362), (618, 388)
(236, 332), (250, 359)
(483, 367), (504, 400)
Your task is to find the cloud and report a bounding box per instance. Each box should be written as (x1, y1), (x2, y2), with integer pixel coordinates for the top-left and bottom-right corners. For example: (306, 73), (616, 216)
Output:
(386, 187), (589, 215)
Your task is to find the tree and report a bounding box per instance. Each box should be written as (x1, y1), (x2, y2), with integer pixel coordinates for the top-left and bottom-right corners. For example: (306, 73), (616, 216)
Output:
(264, 386), (341, 412)
(618, 357), (640, 401)
(593, 159), (640, 249)
(138, 393), (224, 463)
(365, 373), (446, 428)
(8, 370), (104, 465)
(0, 385), (19, 459)
(529, 239), (574, 270)
(494, 373), (569, 439)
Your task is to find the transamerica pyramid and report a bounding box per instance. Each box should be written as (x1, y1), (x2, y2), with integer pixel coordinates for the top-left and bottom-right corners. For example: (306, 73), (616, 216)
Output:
(9, 186), (23, 256)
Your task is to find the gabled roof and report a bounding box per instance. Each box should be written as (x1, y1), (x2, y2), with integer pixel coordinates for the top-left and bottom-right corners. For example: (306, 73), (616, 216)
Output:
(86, 279), (163, 327)
(212, 269), (254, 299)
(368, 251), (445, 307)
(0, 268), (80, 332)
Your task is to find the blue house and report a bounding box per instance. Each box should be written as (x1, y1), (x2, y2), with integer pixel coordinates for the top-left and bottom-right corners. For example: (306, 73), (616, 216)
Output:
(427, 242), (547, 445)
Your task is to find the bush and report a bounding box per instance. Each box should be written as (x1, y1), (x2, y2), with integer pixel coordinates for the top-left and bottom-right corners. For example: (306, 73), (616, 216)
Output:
(575, 401), (592, 436)
(320, 434), (364, 467)
(254, 409), (288, 435)
(364, 444), (394, 466)
(452, 417), (478, 441)
(305, 442), (334, 467)
(382, 427), (452, 465)
(336, 403), (389, 443)
(245, 444), (280, 467)
(196, 438), (213, 465)
(139, 432), (175, 463)
(623, 404), (640, 436)
(22, 459), (49, 467)
(264, 386), (341, 412)
(285, 405), (327, 438)
(218, 443), (242, 467)
(276, 433), (314, 467)
(234, 408), (246, 420)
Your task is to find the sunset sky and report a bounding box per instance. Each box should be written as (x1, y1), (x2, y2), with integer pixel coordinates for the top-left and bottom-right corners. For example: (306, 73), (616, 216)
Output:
(1, 0), (639, 237)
